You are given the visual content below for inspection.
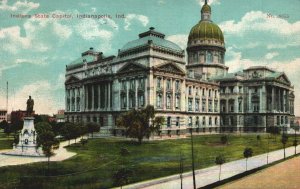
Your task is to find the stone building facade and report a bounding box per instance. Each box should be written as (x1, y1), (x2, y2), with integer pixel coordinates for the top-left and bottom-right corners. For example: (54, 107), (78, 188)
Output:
(65, 1), (295, 136)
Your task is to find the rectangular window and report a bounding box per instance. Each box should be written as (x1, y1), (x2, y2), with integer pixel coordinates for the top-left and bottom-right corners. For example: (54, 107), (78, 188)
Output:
(188, 98), (193, 111)
(166, 79), (171, 90)
(195, 100), (199, 111)
(176, 117), (180, 127)
(157, 78), (161, 89)
(175, 80), (180, 91)
(202, 99), (206, 112)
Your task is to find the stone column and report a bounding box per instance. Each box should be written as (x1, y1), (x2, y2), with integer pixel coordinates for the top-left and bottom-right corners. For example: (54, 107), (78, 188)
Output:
(206, 88), (209, 113)
(148, 74), (153, 106)
(135, 79), (138, 108)
(98, 84), (101, 110)
(260, 85), (266, 113)
(163, 77), (166, 110)
(74, 88), (77, 112)
(126, 80), (129, 110)
(181, 80), (185, 112)
(92, 84), (95, 111)
(271, 86), (275, 112)
(283, 90), (286, 112)
(248, 88), (252, 112)
(65, 88), (68, 112)
(144, 77), (148, 107)
(108, 82), (111, 110)
(226, 100), (229, 113)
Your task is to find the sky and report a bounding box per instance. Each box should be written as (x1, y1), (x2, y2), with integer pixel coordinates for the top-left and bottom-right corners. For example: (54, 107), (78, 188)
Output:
(0, 0), (300, 116)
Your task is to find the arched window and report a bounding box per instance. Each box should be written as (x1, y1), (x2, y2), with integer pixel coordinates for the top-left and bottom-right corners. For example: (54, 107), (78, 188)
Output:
(215, 117), (218, 125)
(157, 94), (162, 108)
(196, 117), (199, 127)
(209, 117), (212, 126)
(166, 94), (171, 109)
(189, 117), (193, 127)
(202, 116), (206, 126)
(206, 51), (213, 63)
(167, 117), (171, 127)
(175, 95), (180, 109)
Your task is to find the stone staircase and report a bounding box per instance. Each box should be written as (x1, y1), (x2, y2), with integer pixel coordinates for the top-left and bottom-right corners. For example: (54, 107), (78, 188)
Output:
(89, 126), (112, 138)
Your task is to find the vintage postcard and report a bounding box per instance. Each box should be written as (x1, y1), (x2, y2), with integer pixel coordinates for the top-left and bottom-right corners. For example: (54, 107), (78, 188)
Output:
(0, 0), (299, 188)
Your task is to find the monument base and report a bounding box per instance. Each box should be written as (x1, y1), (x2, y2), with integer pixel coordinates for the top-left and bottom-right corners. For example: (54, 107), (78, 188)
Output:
(3, 146), (44, 157)
(3, 117), (44, 157)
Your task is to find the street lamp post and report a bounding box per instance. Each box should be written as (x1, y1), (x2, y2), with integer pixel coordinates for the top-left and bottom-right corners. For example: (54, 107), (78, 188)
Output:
(190, 128), (196, 189)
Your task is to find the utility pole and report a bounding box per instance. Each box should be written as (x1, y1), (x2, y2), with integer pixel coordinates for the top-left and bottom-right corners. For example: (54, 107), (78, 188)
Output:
(191, 129), (196, 189)
(6, 81), (8, 120)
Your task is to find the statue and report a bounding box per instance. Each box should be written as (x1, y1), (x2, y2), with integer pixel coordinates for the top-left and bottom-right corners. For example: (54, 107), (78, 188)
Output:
(26, 96), (34, 116)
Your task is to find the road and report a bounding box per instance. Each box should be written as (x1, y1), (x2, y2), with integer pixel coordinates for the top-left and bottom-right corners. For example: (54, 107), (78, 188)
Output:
(124, 145), (300, 189)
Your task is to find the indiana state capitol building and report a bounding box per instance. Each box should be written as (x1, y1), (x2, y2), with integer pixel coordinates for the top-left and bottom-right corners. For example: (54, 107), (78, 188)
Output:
(65, 2), (295, 137)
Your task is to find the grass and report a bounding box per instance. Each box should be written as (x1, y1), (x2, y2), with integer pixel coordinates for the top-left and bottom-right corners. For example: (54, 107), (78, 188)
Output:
(0, 133), (299, 189)
(0, 129), (14, 150)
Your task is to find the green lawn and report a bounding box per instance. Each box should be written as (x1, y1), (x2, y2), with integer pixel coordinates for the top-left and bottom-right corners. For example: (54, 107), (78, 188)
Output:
(0, 129), (14, 150)
(0, 134), (299, 189)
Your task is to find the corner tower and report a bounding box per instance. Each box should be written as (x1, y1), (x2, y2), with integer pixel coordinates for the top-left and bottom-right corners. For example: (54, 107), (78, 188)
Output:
(186, 0), (228, 80)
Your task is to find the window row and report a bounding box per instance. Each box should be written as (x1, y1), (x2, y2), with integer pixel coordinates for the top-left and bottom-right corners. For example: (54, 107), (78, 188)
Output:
(157, 78), (181, 91)
(121, 78), (145, 91)
(121, 94), (145, 109)
(165, 116), (219, 127)
(187, 86), (218, 98)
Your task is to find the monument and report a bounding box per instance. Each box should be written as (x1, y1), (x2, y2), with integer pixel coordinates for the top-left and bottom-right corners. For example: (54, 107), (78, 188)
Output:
(4, 96), (43, 156)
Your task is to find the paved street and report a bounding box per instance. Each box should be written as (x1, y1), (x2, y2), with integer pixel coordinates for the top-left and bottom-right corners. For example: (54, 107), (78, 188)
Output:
(124, 145), (300, 189)
(0, 138), (78, 167)
(218, 156), (300, 189)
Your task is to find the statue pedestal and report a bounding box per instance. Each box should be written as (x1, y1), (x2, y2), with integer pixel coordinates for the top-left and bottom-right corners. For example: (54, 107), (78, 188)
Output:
(4, 117), (44, 157)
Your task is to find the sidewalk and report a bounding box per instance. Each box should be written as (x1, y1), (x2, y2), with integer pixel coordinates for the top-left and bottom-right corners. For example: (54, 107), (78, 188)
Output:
(123, 145), (300, 189)
(0, 138), (80, 167)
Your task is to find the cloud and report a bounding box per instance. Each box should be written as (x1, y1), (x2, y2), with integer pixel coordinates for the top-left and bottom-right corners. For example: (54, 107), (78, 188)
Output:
(225, 47), (300, 115)
(265, 52), (279, 60)
(0, 0), (39, 13)
(220, 11), (300, 37)
(198, 0), (221, 6)
(124, 14), (149, 30)
(166, 34), (188, 50)
(0, 26), (31, 54)
(0, 81), (61, 114)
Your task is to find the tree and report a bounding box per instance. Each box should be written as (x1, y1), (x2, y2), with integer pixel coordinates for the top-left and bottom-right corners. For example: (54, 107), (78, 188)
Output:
(243, 147), (253, 171)
(293, 139), (298, 155)
(1, 120), (11, 139)
(220, 135), (228, 145)
(256, 135), (261, 145)
(281, 134), (288, 159)
(215, 154), (226, 181)
(0, 120), (8, 130)
(268, 127), (280, 142)
(112, 167), (133, 189)
(87, 122), (100, 138)
(36, 122), (60, 176)
(60, 122), (74, 145)
(80, 138), (88, 147)
(117, 105), (164, 144)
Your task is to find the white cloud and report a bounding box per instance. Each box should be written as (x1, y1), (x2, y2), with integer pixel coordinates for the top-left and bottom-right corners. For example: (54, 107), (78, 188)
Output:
(166, 34), (188, 50)
(75, 19), (113, 40)
(0, 0), (39, 13)
(0, 26), (31, 54)
(198, 0), (220, 6)
(225, 47), (300, 115)
(265, 52), (279, 60)
(220, 11), (300, 36)
(124, 14), (149, 30)
(0, 81), (60, 114)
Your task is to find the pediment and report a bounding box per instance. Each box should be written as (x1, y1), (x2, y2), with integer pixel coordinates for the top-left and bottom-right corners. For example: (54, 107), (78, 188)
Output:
(117, 62), (148, 74)
(277, 73), (291, 85)
(155, 62), (185, 75)
(65, 75), (80, 84)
